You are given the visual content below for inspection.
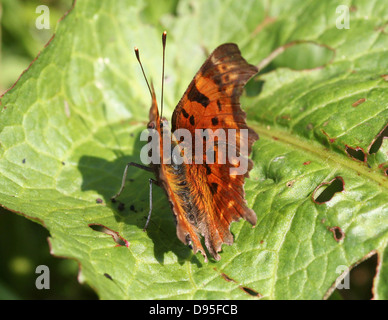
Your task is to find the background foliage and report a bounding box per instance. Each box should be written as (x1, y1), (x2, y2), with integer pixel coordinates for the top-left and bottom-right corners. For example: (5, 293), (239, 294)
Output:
(0, 0), (387, 299)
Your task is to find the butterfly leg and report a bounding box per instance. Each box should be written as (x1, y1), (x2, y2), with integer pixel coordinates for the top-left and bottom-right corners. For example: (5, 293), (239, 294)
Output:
(111, 162), (153, 201)
(143, 178), (159, 232)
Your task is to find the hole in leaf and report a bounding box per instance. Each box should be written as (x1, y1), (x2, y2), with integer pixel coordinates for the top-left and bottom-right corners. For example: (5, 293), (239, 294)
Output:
(329, 226), (345, 242)
(332, 253), (377, 300)
(240, 286), (262, 298)
(369, 123), (388, 154)
(345, 145), (366, 162)
(220, 273), (237, 283)
(351, 98), (366, 107)
(313, 177), (344, 204)
(88, 224), (129, 247)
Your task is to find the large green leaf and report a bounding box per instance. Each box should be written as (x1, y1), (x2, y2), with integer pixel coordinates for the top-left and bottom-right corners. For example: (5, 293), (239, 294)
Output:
(0, 0), (387, 299)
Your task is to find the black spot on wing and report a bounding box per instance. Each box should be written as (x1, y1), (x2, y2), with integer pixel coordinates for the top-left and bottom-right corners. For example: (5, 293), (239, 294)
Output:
(181, 108), (189, 119)
(189, 115), (195, 126)
(217, 100), (222, 111)
(205, 164), (211, 175)
(210, 183), (218, 195)
(188, 83), (210, 108)
(211, 117), (219, 126)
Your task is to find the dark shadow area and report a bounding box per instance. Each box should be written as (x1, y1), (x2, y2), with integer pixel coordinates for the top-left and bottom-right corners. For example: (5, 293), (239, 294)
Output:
(77, 131), (201, 267)
(369, 123), (388, 154)
(245, 78), (265, 97)
(335, 253), (377, 300)
(345, 145), (366, 162)
(0, 209), (97, 299)
(313, 177), (345, 204)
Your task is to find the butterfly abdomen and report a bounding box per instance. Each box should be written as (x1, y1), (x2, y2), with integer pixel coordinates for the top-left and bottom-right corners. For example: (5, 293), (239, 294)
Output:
(156, 154), (212, 256)
(167, 161), (200, 227)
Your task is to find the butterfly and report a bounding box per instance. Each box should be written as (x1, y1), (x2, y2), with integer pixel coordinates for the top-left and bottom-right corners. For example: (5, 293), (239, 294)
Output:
(112, 32), (259, 262)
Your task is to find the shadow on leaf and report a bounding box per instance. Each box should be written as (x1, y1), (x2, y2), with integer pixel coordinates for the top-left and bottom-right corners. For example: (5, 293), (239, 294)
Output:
(77, 131), (202, 267)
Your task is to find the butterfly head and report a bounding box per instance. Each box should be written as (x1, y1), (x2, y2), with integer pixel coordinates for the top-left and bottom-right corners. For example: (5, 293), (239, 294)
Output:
(136, 31), (168, 134)
(147, 83), (168, 130)
(147, 118), (169, 131)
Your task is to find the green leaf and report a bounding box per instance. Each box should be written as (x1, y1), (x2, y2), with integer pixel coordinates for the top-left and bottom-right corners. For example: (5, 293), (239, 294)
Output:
(374, 242), (388, 299)
(0, 0), (387, 299)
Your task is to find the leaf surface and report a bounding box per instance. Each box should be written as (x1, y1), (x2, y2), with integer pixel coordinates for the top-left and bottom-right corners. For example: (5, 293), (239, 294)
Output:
(0, 0), (387, 299)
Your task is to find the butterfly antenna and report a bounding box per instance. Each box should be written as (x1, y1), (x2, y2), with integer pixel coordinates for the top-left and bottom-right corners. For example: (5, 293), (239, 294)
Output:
(160, 31), (167, 119)
(134, 47), (152, 98)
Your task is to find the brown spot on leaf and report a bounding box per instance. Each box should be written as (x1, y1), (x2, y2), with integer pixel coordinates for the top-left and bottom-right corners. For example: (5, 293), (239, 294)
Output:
(352, 98), (366, 107)
(220, 273), (237, 283)
(286, 180), (295, 187)
(89, 223), (129, 247)
(321, 129), (336, 143)
(303, 161), (311, 165)
(104, 273), (113, 281)
(306, 123), (314, 130)
(349, 5), (357, 11)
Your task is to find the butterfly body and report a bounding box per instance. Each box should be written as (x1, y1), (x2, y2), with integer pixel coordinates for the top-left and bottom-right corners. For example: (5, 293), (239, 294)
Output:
(146, 43), (259, 261)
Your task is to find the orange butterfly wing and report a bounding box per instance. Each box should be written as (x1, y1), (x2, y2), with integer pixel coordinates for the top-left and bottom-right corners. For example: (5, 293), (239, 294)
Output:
(169, 43), (259, 261)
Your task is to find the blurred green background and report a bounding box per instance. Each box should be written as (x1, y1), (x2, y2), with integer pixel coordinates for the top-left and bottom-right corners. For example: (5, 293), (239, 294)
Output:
(0, 0), (378, 300)
(0, 0), (97, 299)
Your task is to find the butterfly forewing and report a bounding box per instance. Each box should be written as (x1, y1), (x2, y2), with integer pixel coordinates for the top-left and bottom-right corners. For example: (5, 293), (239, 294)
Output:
(163, 43), (258, 261)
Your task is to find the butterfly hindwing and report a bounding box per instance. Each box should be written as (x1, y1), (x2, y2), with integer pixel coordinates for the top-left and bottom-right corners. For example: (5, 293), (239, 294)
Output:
(169, 43), (258, 260)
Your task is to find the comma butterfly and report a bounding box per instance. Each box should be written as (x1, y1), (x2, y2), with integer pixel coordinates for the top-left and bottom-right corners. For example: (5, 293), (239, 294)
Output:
(112, 32), (258, 261)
